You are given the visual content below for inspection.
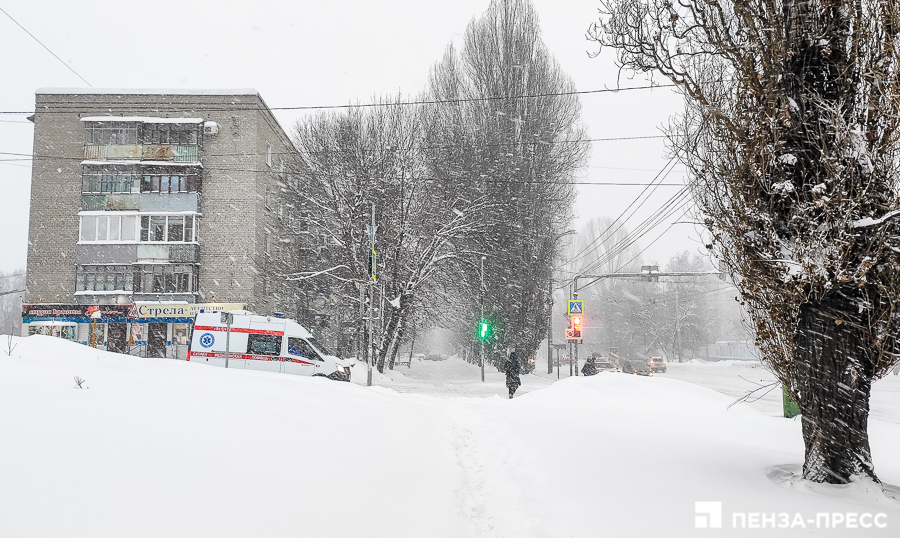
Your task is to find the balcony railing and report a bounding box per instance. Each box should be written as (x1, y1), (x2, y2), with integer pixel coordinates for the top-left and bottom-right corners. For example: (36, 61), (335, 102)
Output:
(84, 144), (199, 163)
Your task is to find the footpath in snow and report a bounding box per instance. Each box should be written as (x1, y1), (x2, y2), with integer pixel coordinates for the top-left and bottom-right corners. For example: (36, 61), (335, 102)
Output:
(2, 335), (899, 537)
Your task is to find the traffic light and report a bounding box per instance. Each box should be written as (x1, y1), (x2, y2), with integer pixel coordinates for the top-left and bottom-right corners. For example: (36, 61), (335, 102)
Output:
(479, 321), (491, 340)
(571, 316), (583, 339)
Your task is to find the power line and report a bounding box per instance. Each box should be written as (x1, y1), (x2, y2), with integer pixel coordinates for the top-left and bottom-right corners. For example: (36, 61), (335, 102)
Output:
(564, 158), (678, 269)
(583, 188), (691, 274)
(268, 84), (679, 110)
(0, 83), (678, 115)
(0, 133), (668, 162)
(612, 203), (694, 272)
(0, 7), (92, 88)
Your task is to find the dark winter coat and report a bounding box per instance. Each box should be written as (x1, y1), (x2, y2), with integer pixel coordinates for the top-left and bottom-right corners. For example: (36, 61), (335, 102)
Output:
(581, 356), (598, 376)
(505, 353), (522, 390)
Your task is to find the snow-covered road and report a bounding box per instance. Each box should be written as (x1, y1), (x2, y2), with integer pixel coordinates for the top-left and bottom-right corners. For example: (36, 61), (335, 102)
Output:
(2, 336), (900, 537)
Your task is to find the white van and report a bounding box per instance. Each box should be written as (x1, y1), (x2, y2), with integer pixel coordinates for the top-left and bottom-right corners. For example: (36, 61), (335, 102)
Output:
(188, 311), (352, 381)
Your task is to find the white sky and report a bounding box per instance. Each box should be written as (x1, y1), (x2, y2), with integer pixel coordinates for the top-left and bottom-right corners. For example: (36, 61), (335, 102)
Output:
(0, 0), (705, 275)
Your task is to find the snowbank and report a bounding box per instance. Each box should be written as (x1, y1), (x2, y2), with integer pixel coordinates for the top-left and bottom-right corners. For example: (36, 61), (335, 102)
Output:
(2, 336), (899, 537)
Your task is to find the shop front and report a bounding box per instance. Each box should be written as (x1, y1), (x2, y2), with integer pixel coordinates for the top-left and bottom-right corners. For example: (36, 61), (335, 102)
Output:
(22, 302), (243, 359)
(22, 304), (133, 350)
(130, 302), (244, 359)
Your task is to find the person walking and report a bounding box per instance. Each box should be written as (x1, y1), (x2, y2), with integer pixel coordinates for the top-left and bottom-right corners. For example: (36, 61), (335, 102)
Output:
(506, 351), (522, 399)
(581, 354), (598, 376)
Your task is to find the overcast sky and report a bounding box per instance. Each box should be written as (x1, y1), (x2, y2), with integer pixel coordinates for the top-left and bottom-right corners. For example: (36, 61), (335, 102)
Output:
(0, 0), (703, 275)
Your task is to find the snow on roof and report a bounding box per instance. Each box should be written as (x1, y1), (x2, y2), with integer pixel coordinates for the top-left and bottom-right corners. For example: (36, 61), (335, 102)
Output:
(82, 160), (202, 167)
(37, 88), (259, 96)
(80, 116), (204, 124)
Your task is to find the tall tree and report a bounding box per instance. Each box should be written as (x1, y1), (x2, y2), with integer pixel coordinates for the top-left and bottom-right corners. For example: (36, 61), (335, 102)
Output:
(592, 0), (900, 483)
(427, 0), (588, 365)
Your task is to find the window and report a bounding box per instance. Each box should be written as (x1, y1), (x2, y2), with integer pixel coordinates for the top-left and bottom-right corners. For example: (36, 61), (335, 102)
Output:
(248, 334), (281, 356)
(140, 215), (198, 243)
(287, 337), (321, 361)
(140, 167), (200, 193)
(140, 123), (199, 145)
(82, 165), (137, 193)
(76, 265), (133, 292)
(83, 122), (139, 145)
(266, 141), (273, 167)
(80, 215), (138, 242)
(133, 264), (198, 294)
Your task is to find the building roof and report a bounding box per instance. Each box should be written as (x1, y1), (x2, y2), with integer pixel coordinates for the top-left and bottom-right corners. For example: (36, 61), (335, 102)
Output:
(80, 116), (204, 123)
(36, 88), (259, 96)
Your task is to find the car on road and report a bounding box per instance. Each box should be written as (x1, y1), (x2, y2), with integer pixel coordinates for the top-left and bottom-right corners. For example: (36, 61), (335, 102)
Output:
(648, 356), (667, 373)
(425, 353), (444, 361)
(622, 359), (653, 376)
(595, 360), (619, 373)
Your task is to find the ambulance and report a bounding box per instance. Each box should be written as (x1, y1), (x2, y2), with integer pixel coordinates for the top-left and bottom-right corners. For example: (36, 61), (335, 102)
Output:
(187, 311), (352, 381)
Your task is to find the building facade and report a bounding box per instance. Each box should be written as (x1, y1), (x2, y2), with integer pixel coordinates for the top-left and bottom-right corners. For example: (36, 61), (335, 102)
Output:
(23, 89), (303, 357)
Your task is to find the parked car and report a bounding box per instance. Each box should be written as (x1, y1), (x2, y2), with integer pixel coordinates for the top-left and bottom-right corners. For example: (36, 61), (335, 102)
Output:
(622, 359), (653, 376)
(425, 353), (444, 361)
(595, 360), (619, 373)
(648, 356), (667, 373)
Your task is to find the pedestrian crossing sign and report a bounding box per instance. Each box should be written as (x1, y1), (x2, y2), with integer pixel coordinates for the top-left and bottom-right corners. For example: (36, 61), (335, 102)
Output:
(567, 300), (583, 316)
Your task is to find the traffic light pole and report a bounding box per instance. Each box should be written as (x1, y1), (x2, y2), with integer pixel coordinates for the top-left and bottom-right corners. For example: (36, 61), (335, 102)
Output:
(480, 255), (485, 383)
(573, 288), (579, 376)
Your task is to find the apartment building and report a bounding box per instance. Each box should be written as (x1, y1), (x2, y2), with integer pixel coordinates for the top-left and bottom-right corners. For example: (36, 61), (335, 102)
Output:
(22, 89), (302, 357)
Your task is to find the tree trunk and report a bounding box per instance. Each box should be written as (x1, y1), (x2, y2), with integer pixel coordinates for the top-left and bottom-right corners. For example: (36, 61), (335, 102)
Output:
(794, 290), (877, 484)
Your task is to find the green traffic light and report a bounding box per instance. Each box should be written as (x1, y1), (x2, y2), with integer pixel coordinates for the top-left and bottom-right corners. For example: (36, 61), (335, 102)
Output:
(480, 322), (490, 339)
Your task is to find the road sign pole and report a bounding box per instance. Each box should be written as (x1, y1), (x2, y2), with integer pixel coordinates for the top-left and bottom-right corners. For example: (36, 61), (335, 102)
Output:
(224, 312), (232, 368)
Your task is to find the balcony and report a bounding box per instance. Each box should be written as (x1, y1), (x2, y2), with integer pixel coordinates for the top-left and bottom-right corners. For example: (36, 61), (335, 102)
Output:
(84, 144), (199, 163)
(137, 244), (200, 263)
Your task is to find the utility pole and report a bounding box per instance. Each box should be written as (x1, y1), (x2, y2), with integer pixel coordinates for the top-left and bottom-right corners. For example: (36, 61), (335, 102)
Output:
(674, 284), (680, 363)
(568, 282), (574, 377)
(366, 203), (376, 387)
(547, 276), (553, 374)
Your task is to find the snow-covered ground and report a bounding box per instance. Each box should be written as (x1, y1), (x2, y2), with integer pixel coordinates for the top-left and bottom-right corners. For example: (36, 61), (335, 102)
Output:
(2, 335), (899, 537)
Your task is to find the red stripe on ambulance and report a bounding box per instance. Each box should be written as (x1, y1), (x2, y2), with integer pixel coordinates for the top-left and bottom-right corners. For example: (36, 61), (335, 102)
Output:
(193, 325), (284, 336)
(188, 351), (314, 365)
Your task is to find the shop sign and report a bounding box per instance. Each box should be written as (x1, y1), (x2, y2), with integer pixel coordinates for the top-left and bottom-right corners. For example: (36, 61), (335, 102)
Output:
(132, 302), (244, 319)
(22, 304), (131, 319)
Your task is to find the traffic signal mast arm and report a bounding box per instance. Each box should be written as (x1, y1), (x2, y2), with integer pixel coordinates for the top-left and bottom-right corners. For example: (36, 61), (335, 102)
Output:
(572, 270), (726, 294)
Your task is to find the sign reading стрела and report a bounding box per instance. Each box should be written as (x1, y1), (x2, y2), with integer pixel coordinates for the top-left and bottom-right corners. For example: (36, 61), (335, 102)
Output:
(567, 300), (583, 316)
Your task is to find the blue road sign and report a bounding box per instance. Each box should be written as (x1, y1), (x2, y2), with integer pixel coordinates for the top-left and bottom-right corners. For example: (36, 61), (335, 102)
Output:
(567, 300), (584, 316)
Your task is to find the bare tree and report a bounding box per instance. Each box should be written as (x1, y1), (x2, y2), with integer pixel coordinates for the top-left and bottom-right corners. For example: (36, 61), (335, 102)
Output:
(289, 97), (488, 372)
(592, 0), (900, 483)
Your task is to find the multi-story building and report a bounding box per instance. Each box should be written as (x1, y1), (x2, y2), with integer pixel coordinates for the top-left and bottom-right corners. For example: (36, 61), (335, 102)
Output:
(22, 89), (303, 357)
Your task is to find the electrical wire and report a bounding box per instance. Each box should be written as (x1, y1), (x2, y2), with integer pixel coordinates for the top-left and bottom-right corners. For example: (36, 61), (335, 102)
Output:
(0, 83), (678, 115)
(564, 158), (679, 269)
(0, 6), (92, 88)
